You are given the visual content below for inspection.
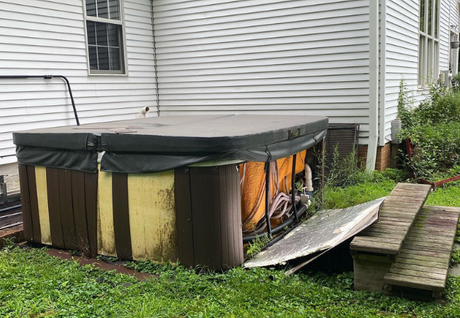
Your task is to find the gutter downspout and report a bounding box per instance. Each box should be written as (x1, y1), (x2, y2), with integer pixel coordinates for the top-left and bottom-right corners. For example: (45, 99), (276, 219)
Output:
(379, 0), (387, 147)
(366, 0), (380, 170)
(150, 0), (160, 116)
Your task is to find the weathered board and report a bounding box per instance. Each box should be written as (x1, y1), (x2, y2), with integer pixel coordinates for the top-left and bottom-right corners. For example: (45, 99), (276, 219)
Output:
(384, 205), (460, 298)
(351, 183), (432, 292)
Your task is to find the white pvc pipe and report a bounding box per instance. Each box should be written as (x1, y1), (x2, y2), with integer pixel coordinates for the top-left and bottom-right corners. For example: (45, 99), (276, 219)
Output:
(137, 106), (150, 118)
(304, 163), (313, 192)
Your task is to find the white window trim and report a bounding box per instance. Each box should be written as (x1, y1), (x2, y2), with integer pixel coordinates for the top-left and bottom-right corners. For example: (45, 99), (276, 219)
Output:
(418, 0), (440, 88)
(82, 0), (128, 76)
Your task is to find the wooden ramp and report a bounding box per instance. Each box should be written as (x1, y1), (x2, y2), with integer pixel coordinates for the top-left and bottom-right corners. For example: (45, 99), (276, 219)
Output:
(384, 205), (460, 299)
(351, 183), (460, 299)
(350, 183), (432, 292)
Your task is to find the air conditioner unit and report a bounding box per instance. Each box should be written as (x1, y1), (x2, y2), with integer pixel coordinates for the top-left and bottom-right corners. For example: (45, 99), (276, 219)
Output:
(440, 70), (452, 87)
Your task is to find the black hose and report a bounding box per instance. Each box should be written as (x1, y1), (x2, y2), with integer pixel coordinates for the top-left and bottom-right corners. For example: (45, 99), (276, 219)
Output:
(243, 205), (307, 243)
(0, 75), (80, 126)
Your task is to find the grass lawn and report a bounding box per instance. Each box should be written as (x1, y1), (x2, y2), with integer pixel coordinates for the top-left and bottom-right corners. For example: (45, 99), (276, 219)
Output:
(1, 181), (460, 318)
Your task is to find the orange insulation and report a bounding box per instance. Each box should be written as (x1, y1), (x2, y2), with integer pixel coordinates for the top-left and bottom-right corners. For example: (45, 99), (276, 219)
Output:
(240, 151), (306, 232)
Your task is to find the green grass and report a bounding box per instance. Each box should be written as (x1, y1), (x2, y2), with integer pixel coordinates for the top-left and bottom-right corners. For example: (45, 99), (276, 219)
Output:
(426, 181), (460, 207)
(2, 176), (460, 317)
(2, 244), (460, 318)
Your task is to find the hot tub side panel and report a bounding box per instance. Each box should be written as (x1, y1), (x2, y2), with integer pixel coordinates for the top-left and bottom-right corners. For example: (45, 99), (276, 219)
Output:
(97, 168), (178, 262)
(175, 164), (244, 271)
(18, 164), (98, 257)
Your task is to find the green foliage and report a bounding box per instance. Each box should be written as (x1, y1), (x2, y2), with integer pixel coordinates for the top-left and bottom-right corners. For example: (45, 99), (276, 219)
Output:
(397, 79), (414, 129)
(4, 245), (460, 317)
(246, 234), (270, 259)
(403, 122), (460, 180)
(325, 146), (371, 188)
(398, 80), (460, 180)
(124, 259), (177, 275)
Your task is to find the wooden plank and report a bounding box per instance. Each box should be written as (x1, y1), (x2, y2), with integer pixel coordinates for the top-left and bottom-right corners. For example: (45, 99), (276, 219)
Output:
(391, 263), (448, 275)
(112, 173), (132, 260)
(376, 220), (413, 227)
(97, 169), (116, 257)
(396, 254), (449, 267)
(378, 213), (418, 220)
(26, 166), (41, 243)
(84, 171), (98, 258)
(384, 273), (445, 291)
(46, 167), (64, 248)
(389, 267), (446, 281)
(35, 166), (52, 245)
(71, 170), (90, 254)
(231, 164), (244, 268)
(399, 249), (451, 260)
(128, 170), (177, 262)
(396, 257), (447, 269)
(190, 167), (222, 270)
(174, 167), (195, 268)
(351, 235), (402, 245)
(402, 239), (454, 252)
(58, 169), (77, 250)
(408, 228), (456, 238)
(350, 237), (400, 254)
(18, 164), (33, 241)
(360, 231), (406, 241)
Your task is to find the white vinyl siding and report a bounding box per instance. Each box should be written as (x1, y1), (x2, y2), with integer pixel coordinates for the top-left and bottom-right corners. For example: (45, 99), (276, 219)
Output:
(0, 0), (157, 165)
(383, 0), (459, 143)
(153, 0), (371, 144)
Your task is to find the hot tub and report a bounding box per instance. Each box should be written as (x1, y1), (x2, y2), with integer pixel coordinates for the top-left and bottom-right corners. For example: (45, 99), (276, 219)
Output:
(13, 114), (328, 270)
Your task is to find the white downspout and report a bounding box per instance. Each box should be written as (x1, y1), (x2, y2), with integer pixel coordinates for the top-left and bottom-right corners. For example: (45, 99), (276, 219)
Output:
(379, 0), (387, 147)
(366, 0), (380, 170)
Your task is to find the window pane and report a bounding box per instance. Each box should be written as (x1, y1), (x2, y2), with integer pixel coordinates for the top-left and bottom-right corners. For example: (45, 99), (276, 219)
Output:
(109, 0), (120, 20)
(420, 0), (425, 31)
(86, 0), (96, 17)
(98, 47), (110, 70)
(108, 24), (120, 47)
(428, 0), (432, 35)
(109, 48), (121, 70)
(87, 21), (96, 45)
(96, 22), (108, 46)
(97, 0), (108, 18)
(89, 46), (98, 70)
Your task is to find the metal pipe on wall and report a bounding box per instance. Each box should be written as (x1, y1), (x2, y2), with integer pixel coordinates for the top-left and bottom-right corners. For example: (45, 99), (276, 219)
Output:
(0, 75), (80, 126)
(366, 0), (380, 170)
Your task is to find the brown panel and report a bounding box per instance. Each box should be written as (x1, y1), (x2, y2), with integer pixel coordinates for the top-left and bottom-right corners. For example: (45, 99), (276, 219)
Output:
(71, 170), (89, 253)
(26, 166), (41, 243)
(190, 167), (222, 271)
(221, 165), (243, 269)
(232, 165), (244, 266)
(112, 173), (132, 260)
(84, 171), (98, 258)
(58, 169), (77, 249)
(219, 166), (230, 269)
(174, 167), (194, 267)
(18, 164), (33, 241)
(46, 167), (64, 248)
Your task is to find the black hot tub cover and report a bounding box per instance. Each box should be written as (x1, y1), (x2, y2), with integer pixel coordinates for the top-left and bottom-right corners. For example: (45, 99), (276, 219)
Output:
(13, 115), (328, 173)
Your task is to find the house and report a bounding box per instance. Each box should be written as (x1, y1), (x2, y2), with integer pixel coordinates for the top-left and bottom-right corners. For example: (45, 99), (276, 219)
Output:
(0, 0), (459, 192)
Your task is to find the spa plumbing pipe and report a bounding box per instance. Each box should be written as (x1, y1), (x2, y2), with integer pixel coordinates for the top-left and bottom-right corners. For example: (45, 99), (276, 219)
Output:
(0, 75), (80, 126)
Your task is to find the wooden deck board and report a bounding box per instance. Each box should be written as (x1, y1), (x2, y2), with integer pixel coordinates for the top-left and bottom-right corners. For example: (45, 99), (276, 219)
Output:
(351, 183), (431, 255)
(383, 205), (460, 297)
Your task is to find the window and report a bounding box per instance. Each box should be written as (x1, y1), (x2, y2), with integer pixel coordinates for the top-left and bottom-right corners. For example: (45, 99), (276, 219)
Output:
(85, 0), (125, 74)
(418, 0), (440, 88)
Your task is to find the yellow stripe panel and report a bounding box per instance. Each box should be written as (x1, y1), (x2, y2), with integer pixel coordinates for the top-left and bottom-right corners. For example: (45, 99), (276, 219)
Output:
(128, 170), (177, 262)
(35, 166), (51, 245)
(97, 167), (116, 257)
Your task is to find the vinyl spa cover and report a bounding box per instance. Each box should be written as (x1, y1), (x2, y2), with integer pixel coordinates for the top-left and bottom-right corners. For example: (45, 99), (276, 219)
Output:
(13, 115), (328, 173)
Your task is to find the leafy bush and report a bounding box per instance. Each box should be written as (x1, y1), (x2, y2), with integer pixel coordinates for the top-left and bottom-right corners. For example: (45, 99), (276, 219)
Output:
(398, 80), (460, 180)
